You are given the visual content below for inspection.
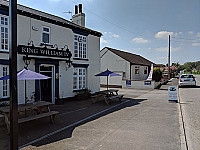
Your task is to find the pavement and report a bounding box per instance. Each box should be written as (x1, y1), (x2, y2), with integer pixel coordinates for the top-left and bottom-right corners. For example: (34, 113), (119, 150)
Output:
(0, 79), (182, 150)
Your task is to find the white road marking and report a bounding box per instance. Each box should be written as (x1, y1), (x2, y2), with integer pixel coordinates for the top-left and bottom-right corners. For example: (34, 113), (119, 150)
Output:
(58, 107), (88, 116)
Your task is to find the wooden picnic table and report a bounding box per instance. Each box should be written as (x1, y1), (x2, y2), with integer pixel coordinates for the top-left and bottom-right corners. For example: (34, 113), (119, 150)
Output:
(93, 89), (124, 105)
(0, 101), (59, 133)
(96, 89), (119, 96)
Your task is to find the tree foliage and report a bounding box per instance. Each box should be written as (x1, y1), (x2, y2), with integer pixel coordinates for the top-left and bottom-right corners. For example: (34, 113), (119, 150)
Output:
(173, 61), (200, 74)
(153, 67), (162, 82)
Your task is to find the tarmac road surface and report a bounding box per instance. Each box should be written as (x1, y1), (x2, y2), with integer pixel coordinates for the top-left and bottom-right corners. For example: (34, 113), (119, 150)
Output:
(21, 80), (181, 150)
(179, 75), (200, 150)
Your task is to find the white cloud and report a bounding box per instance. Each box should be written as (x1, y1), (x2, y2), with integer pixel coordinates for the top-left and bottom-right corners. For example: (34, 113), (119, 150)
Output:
(113, 34), (120, 38)
(131, 37), (149, 44)
(156, 46), (181, 52)
(192, 43), (200, 46)
(100, 38), (108, 44)
(155, 31), (173, 39)
(103, 32), (120, 38)
(188, 31), (194, 35)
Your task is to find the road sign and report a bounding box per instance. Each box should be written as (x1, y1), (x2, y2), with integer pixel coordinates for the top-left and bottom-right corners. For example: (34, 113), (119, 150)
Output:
(168, 86), (178, 102)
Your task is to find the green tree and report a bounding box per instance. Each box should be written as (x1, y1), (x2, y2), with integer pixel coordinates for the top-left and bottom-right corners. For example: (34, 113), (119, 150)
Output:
(153, 67), (162, 82)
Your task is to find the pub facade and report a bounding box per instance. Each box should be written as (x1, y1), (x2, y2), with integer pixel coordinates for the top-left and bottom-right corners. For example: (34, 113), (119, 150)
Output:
(0, 1), (102, 104)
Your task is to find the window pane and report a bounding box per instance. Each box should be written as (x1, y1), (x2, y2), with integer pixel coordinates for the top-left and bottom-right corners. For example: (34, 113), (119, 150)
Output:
(43, 27), (49, 32)
(5, 45), (8, 50)
(1, 27), (4, 32)
(42, 33), (49, 43)
(79, 69), (82, 75)
(1, 17), (4, 25)
(74, 35), (78, 40)
(5, 18), (8, 25)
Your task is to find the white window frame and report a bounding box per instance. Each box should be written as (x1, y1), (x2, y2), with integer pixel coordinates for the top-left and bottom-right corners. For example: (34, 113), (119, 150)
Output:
(73, 68), (86, 90)
(135, 66), (140, 74)
(0, 65), (9, 98)
(0, 15), (9, 52)
(42, 26), (50, 44)
(74, 34), (87, 59)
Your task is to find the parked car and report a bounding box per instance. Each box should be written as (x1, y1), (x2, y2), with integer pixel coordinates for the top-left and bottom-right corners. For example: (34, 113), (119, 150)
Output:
(178, 74), (196, 87)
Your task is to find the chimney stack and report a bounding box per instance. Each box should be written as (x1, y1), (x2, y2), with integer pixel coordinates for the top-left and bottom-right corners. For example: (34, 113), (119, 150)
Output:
(72, 4), (85, 27)
(75, 5), (78, 14)
(79, 4), (82, 13)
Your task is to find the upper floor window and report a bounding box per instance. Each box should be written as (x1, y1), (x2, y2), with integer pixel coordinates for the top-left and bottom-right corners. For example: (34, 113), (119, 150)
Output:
(0, 15), (8, 51)
(74, 34), (87, 59)
(42, 26), (50, 44)
(144, 67), (148, 74)
(135, 66), (140, 74)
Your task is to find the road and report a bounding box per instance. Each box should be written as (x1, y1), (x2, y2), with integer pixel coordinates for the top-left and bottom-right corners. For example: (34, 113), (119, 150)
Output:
(22, 81), (180, 150)
(179, 75), (200, 150)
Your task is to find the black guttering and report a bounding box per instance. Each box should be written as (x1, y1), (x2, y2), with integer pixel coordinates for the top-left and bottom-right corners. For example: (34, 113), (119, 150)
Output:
(0, 1), (102, 37)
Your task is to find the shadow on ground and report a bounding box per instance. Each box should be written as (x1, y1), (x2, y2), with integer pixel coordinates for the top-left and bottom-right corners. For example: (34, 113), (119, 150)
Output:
(16, 98), (147, 148)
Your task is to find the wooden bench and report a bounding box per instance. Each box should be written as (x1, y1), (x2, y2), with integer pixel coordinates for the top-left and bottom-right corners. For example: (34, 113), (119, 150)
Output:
(6, 111), (59, 134)
(91, 94), (104, 103)
(18, 111), (59, 124)
(105, 94), (124, 105)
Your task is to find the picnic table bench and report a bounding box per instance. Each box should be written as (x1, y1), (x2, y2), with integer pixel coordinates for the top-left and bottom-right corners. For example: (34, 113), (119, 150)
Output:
(92, 89), (124, 105)
(0, 101), (59, 133)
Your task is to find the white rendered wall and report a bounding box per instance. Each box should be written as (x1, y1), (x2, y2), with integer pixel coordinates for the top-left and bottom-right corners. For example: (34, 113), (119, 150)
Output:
(122, 80), (155, 89)
(131, 65), (149, 80)
(0, 13), (101, 103)
(86, 35), (100, 93)
(100, 48), (129, 86)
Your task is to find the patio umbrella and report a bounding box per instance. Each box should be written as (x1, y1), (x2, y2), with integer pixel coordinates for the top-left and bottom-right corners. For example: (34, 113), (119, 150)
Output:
(95, 69), (121, 91)
(0, 68), (51, 104)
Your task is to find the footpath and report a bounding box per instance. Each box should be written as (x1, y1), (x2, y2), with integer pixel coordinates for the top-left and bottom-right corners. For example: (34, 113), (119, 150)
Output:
(21, 79), (181, 150)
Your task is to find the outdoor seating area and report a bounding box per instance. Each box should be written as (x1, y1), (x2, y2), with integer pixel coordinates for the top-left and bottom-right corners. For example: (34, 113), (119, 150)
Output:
(92, 89), (124, 105)
(0, 101), (59, 133)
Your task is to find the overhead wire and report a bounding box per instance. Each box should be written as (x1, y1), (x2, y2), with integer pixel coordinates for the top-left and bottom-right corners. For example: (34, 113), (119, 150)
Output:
(71, 0), (199, 44)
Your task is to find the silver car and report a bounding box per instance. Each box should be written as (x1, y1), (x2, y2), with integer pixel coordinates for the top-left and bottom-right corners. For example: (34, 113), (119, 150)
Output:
(178, 74), (196, 87)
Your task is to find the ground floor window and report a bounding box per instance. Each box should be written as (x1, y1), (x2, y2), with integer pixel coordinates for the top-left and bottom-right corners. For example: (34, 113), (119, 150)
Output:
(135, 66), (140, 74)
(0, 65), (9, 97)
(73, 68), (86, 90)
(144, 67), (148, 74)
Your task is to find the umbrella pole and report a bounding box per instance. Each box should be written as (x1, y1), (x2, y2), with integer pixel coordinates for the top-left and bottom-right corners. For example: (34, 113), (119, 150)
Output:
(107, 76), (108, 91)
(25, 80), (27, 117)
(25, 80), (27, 104)
(107, 76), (108, 95)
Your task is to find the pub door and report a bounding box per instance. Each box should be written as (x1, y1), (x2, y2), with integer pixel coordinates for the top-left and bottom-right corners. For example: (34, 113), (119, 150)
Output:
(40, 65), (55, 103)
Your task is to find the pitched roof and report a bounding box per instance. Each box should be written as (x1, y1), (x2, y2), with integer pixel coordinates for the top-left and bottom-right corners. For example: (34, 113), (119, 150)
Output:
(104, 47), (154, 66)
(0, 0), (102, 37)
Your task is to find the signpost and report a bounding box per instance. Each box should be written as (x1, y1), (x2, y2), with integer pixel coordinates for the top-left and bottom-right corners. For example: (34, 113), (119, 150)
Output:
(168, 86), (178, 102)
(9, 0), (18, 149)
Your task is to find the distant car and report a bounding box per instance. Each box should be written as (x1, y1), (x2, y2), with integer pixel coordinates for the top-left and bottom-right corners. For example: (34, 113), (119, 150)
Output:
(178, 74), (196, 87)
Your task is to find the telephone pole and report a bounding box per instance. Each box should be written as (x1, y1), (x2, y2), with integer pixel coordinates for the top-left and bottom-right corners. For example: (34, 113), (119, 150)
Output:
(168, 35), (170, 80)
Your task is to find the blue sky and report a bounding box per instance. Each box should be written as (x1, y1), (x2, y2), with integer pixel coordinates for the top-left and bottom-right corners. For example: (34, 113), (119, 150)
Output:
(18, 0), (200, 65)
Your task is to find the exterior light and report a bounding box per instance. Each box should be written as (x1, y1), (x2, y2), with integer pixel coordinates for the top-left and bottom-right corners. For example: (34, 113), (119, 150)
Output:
(61, 45), (72, 70)
(23, 54), (31, 69)
(28, 40), (34, 47)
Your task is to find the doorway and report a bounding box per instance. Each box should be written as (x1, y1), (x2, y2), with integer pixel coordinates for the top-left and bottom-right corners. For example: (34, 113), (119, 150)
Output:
(39, 65), (55, 103)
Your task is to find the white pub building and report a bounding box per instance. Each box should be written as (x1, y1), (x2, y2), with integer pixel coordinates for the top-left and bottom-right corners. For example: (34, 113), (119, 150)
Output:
(0, 1), (102, 104)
